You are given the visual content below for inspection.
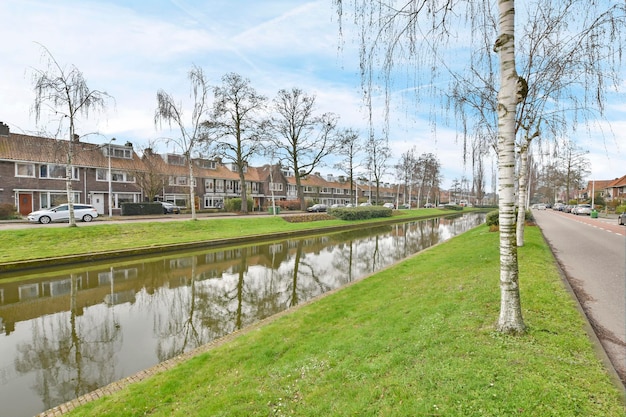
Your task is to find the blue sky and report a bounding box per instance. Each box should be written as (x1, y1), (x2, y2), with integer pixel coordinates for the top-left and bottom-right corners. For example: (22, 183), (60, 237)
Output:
(1, 0), (624, 190)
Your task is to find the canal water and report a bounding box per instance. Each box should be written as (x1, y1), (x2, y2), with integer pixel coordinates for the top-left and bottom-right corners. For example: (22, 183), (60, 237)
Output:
(0, 213), (485, 417)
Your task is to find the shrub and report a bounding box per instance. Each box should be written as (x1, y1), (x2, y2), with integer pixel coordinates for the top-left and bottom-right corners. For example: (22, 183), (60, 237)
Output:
(486, 210), (500, 226)
(121, 203), (162, 215)
(283, 213), (335, 223)
(328, 206), (392, 220)
(443, 204), (464, 211)
(225, 198), (253, 212)
(616, 205), (626, 214)
(276, 200), (302, 211)
(486, 209), (534, 228)
(0, 203), (17, 219)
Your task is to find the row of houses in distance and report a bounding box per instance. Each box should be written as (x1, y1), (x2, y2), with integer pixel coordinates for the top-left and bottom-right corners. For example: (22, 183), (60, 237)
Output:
(0, 123), (428, 216)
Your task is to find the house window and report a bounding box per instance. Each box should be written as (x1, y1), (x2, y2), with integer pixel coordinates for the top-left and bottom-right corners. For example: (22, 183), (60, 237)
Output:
(270, 182), (283, 191)
(205, 179), (214, 191)
(215, 180), (224, 192)
(40, 164), (78, 180)
(196, 160), (217, 169)
(169, 176), (190, 186)
(96, 169), (135, 183)
(320, 187), (331, 194)
(304, 186), (314, 193)
(15, 163), (35, 177)
(104, 146), (133, 159)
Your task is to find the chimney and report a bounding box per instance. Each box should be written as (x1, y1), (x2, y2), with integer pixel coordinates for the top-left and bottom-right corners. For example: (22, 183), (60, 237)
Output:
(0, 122), (9, 136)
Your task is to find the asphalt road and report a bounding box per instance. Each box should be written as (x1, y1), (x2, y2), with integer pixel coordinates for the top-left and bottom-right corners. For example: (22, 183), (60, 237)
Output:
(533, 209), (625, 388)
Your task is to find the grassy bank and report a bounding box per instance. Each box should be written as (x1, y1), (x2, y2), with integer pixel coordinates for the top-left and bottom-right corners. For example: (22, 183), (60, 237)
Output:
(62, 225), (625, 417)
(0, 209), (446, 264)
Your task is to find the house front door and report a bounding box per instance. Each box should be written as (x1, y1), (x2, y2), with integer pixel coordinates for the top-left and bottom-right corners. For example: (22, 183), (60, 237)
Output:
(92, 193), (105, 215)
(18, 193), (33, 215)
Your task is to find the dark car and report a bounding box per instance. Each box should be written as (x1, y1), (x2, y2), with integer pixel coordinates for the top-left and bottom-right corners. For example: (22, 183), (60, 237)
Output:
(307, 204), (327, 212)
(160, 202), (181, 214)
(619, 212), (626, 226)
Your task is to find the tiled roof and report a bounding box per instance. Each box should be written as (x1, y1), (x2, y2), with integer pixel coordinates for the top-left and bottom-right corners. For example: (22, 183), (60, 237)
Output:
(606, 175), (626, 188)
(0, 133), (142, 171)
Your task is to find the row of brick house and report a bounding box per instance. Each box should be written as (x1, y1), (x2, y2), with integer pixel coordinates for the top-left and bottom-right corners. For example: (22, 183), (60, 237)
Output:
(0, 123), (411, 216)
(576, 177), (626, 205)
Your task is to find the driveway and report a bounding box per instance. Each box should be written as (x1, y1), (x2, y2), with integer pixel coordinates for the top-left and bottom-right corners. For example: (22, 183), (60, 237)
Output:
(533, 209), (625, 388)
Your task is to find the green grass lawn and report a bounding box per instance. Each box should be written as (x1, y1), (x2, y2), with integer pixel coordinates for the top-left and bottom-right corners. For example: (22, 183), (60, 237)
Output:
(61, 225), (625, 417)
(0, 209), (446, 264)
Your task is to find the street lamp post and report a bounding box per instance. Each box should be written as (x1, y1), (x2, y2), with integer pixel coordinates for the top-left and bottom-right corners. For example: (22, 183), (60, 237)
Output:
(108, 138), (116, 218)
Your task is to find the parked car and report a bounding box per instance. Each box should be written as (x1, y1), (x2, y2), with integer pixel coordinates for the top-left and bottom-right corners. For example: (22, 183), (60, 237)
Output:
(359, 202), (372, 207)
(27, 204), (99, 224)
(330, 203), (345, 208)
(160, 202), (181, 214)
(618, 212), (626, 226)
(535, 204), (546, 210)
(383, 203), (395, 209)
(424, 203), (434, 208)
(307, 204), (327, 212)
(574, 204), (592, 215)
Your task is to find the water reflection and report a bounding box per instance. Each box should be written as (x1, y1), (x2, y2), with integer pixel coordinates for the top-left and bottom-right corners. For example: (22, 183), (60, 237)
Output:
(0, 213), (484, 417)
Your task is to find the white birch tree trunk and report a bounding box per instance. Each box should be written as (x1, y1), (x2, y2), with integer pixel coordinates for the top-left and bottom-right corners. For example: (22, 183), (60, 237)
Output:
(187, 158), (197, 220)
(495, 0), (526, 334)
(516, 145), (528, 247)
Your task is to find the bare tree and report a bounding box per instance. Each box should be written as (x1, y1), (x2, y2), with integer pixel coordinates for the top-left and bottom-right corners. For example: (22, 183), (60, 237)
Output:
(132, 143), (168, 203)
(31, 44), (111, 226)
(365, 135), (391, 205)
(557, 141), (590, 202)
(395, 147), (417, 207)
(334, 128), (362, 205)
(269, 88), (339, 210)
(203, 73), (267, 214)
(155, 65), (212, 220)
(417, 153), (442, 207)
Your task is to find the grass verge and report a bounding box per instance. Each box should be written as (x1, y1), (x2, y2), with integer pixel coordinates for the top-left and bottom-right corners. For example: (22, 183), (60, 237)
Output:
(0, 209), (448, 264)
(62, 225), (625, 416)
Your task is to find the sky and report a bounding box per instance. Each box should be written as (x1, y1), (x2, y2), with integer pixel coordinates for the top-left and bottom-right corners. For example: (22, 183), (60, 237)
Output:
(1, 0), (624, 190)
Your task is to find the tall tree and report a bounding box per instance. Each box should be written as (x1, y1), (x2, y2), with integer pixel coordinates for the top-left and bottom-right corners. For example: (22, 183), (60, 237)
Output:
(204, 73), (267, 214)
(395, 147), (417, 207)
(31, 44), (110, 227)
(334, 128), (362, 205)
(365, 135), (391, 204)
(269, 88), (339, 210)
(154, 65), (212, 220)
(557, 140), (590, 202)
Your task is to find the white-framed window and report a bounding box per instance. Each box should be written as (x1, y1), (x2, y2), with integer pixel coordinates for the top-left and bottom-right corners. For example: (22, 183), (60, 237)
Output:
(205, 179), (214, 191)
(215, 180), (224, 192)
(196, 159), (217, 169)
(304, 186), (314, 193)
(15, 163), (35, 177)
(270, 182), (283, 191)
(204, 196), (224, 208)
(334, 188), (343, 194)
(40, 192), (80, 209)
(96, 169), (135, 183)
(40, 164), (79, 180)
(320, 187), (331, 194)
(226, 180), (234, 191)
(105, 146), (133, 159)
(169, 176), (193, 186)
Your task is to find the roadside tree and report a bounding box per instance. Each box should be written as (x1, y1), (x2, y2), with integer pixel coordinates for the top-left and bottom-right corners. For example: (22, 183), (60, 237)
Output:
(203, 73), (267, 214)
(268, 88), (339, 211)
(31, 44), (111, 227)
(155, 65), (212, 220)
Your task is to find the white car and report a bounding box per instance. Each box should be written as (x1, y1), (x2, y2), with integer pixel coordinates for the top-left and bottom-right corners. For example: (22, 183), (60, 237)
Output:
(383, 203), (395, 209)
(27, 204), (99, 224)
